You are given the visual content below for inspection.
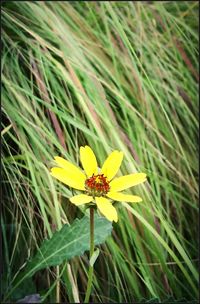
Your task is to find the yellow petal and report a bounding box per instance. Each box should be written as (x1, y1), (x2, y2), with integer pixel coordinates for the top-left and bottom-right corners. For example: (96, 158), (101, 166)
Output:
(70, 194), (93, 206)
(101, 150), (123, 181)
(110, 173), (147, 192)
(54, 156), (86, 179)
(107, 192), (142, 203)
(96, 197), (118, 222)
(51, 167), (85, 190)
(80, 146), (98, 177)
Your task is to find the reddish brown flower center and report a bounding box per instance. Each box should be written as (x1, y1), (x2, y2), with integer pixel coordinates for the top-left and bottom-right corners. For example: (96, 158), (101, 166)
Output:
(85, 174), (110, 197)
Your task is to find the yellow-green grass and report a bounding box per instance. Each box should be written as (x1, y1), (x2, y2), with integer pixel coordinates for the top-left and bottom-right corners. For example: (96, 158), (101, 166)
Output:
(2, 1), (198, 303)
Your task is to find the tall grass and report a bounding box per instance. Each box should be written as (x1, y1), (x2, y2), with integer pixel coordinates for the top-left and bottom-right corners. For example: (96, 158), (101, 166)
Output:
(2, 1), (199, 303)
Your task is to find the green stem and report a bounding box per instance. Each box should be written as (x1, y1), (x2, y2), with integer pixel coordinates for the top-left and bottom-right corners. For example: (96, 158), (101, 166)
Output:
(84, 208), (94, 303)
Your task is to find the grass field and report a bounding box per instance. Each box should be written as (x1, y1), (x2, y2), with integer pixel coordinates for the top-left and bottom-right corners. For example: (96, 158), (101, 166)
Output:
(1, 1), (199, 303)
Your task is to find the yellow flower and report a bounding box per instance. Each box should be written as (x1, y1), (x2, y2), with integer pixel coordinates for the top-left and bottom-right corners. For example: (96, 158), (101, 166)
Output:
(50, 146), (147, 222)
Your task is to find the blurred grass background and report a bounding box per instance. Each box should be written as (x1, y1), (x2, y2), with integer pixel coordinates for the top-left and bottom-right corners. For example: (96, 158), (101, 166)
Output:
(1, 1), (199, 303)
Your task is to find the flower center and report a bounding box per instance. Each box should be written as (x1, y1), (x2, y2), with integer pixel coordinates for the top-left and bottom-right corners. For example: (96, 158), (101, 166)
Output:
(85, 174), (110, 197)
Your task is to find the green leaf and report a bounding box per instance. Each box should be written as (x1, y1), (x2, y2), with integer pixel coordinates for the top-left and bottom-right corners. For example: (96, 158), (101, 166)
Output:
(89, 248), (100, 267)
(11, 277), (36, 301)
(24, 214), (112, 277)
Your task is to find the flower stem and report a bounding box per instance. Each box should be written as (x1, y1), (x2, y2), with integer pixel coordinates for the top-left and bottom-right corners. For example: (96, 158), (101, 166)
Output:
(84, 208), (94, 303)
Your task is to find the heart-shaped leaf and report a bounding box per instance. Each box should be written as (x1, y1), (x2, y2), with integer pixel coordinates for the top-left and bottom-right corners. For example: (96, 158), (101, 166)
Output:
(24, 214), (112, 278)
